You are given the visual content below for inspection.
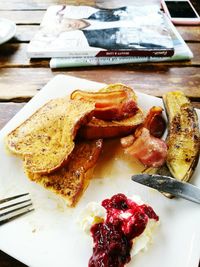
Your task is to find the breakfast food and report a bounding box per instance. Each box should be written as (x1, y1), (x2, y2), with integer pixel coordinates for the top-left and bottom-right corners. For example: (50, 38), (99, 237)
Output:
(76, 83), (144, 139)
(71, 84), (139, 121)
(6, 83), (145, 206)
(123, 128), (167, 167)
(5, 82), (199, 208)
(120, 106), (167, 168)
(78, 194), (159, 267)
(27, 139), (103, 207)
(163, 91), (200, 181)
(79, 113), (144, 140)
(137, 106), (166, 138)
(6, 98), (95, 174)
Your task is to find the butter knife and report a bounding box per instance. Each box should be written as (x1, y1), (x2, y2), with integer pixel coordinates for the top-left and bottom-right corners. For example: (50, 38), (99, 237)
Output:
(131, 174), (200, 204)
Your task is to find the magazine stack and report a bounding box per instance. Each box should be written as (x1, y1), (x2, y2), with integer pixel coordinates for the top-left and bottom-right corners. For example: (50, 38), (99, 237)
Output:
(27, 5), (193, 68)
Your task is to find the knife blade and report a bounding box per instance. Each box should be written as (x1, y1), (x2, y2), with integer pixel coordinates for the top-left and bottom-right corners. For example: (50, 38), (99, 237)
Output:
(131, 174), (200, 204)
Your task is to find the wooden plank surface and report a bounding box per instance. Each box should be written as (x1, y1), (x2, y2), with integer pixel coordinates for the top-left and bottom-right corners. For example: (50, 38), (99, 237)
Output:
(0, 102), (25, 129)
(0, 13), (200, 42)
(0, 0), (200, 266)
(0, 67), (199, 101)
(0, 0), (95, 10)
(0, 0), (199, 11)
(0, 250), (26, 267)
(0, 43), (49, 67)
(1, 42), (200, 68)
(1, 101), (200, 130)
(14, 25), (38, 41)
(0, 10), (44, 24)
(177, 26), (200, 42)
(0, 0), (161, 11)
(0, 0), (199, 12)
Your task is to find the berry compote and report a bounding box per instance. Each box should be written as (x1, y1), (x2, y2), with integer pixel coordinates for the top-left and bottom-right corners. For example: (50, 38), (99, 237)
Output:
(89, 193), (159, 267)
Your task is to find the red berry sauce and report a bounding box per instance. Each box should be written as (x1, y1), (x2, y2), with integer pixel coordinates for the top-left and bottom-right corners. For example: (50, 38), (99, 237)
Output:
(89, 194), (159, 267)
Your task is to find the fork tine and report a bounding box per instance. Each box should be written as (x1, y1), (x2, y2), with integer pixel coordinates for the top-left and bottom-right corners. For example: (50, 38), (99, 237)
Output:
(0, 208), (34, 226)
(0, 193), (29, 204)
(0, 194), (34, 226)
(0, 199), (31, 211)
(0, 203), (33, 218)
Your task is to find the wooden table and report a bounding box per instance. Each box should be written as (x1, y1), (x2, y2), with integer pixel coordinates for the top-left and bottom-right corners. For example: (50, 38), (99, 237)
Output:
(0, 0), (200, 266)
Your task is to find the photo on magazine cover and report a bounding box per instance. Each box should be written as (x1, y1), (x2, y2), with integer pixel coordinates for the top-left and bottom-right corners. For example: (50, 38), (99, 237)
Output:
(27, 5), (174, 58)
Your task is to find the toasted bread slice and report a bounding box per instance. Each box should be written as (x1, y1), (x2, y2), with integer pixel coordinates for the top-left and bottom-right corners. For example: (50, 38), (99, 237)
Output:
(6, 98), (95, 174)
(27, 139), (103, 207)
(78, 83), (144, 139)
(78, 113), (144, 139)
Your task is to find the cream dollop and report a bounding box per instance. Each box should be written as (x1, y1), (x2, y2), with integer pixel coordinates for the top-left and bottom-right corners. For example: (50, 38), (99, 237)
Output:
(78, 195), (159, 257)
(78, 202), (106, 234)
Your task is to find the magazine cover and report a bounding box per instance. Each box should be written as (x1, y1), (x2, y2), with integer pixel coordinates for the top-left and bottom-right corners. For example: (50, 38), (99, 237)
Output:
(27, 5), (175, 58)
(49, 16), (193, 68)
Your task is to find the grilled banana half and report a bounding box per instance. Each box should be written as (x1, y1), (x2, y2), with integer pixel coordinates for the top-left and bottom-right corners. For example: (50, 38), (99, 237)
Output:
(163, 91), (200, 182)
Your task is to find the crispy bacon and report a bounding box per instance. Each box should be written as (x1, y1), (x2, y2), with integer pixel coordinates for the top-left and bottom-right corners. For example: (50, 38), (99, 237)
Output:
(71, 90), (127, 106)
(71, 89), (138, 121)
(144, 106), (166, 138)
(124, 128), (167, 167)
(134, 106), (166, 138)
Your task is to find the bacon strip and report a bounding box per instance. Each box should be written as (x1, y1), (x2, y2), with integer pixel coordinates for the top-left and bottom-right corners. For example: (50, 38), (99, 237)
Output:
(143, 106), (166, 138)
(124, 128), (167, 167)
(71, 90), (128, 107)
(71, 89), (138, 121)
(135, 106), (166, 138)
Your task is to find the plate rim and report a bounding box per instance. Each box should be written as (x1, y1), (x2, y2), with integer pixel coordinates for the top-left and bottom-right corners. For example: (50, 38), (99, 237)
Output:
(0, 18), (16, 45)
(0, 74), (199, 267)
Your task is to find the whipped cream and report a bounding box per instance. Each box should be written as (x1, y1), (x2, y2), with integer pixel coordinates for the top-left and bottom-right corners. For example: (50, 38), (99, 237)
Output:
(78, 201), (106, 234)
(78, 195), (159, 257)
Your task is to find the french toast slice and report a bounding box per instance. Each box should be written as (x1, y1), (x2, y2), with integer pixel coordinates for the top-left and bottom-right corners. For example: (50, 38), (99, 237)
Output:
(27, 139), (103, 207)
(78, 113), (144, 139)
(78, 83), (144, 139)
(6, 98), (95, 174)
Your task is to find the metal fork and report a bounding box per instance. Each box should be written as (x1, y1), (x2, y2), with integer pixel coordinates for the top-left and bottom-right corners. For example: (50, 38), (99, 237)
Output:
(0, 193), (34, 226)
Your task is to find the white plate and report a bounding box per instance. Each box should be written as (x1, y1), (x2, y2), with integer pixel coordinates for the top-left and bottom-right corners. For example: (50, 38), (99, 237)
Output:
(0, 18), (16, 45)
(0, 75), (199, 267)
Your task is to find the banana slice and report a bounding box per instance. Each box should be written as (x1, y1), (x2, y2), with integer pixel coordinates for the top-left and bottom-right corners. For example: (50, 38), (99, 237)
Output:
(163, 91), (200, 182)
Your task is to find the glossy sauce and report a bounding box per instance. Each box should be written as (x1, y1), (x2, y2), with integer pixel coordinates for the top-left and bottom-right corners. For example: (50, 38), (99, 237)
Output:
(93, 138), (145, 179)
